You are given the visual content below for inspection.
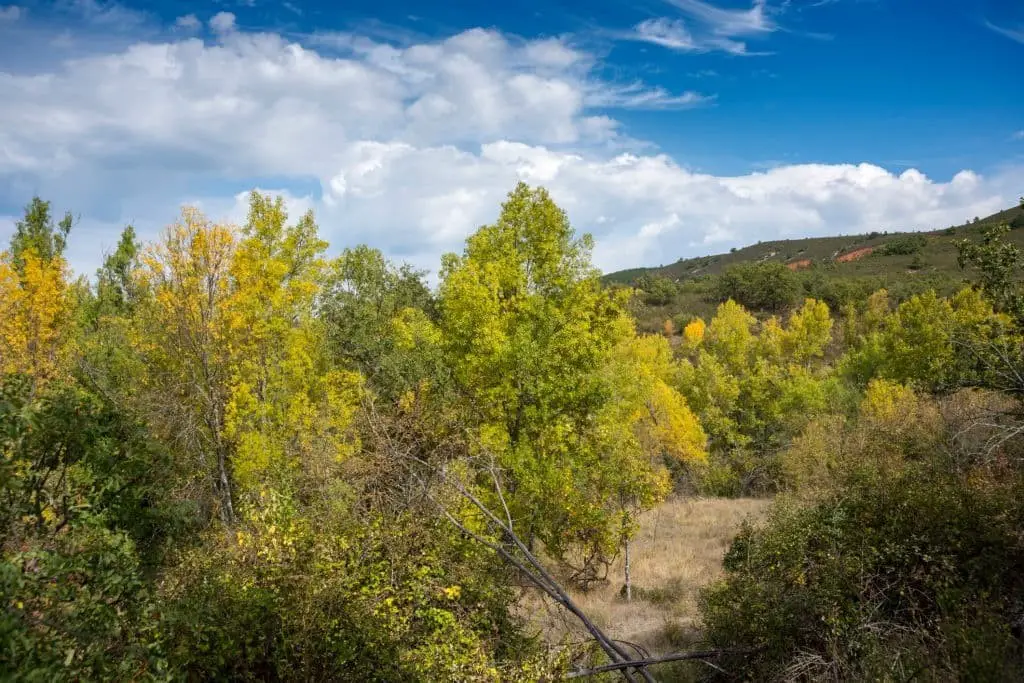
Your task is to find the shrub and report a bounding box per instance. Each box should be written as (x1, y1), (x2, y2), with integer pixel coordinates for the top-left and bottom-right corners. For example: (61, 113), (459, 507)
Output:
(713, 262), (801, 313)
(876, 234), (928, 256)
(701, 454), (1024, 681)
(636, 274), (679, 306)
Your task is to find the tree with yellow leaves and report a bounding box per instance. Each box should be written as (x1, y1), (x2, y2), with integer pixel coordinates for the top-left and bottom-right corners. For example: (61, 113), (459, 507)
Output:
(0, 198), (75, 391)
(437, 183), (706, 577)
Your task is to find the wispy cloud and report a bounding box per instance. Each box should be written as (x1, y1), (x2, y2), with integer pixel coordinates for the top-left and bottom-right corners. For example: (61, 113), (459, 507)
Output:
(1013, 130), (1024, 141)
(666, 0), (776, 35)
(282, 2), (302, 15)
(59, 0), (147, 28)
(985, 20), (1024, 43)
(629, 0), (777, 55)
(587, 81), (715, 109)
(0, 5), (22, 21)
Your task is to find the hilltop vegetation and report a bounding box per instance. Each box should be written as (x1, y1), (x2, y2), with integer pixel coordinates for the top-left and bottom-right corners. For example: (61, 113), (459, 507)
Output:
(608, 201), (1024, 332)
(2, 185), (1024, 681)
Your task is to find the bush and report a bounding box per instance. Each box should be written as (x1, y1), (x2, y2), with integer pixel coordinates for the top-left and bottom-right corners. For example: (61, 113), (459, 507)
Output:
(713, 262), (800, 313)
(876, 234), (928, 256)
(701, 454), (1024, 681)
(0, 375), (182, 680)
(636, 275), (679, 306)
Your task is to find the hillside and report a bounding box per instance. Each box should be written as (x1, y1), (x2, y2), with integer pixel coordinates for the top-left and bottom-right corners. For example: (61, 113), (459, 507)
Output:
(604, 203), (1024, 286)
(605, 202), (1024, 331)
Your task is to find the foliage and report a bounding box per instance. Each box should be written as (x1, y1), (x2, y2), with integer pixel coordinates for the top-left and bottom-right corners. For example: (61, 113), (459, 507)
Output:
(875, 233), (927, 256)
(676, 298), (839, 494)
(957, 222), (1024, 322)
(0, 250), (73, 388)
(9, 197), (73, 274)
(0, 375), (181, 680)
(702, 450), (1024, 681)
(635, 274), (679, 306)
(437, 183), (705, 576)
(320, 245), (436, 400)
(714, 261), (801, 313)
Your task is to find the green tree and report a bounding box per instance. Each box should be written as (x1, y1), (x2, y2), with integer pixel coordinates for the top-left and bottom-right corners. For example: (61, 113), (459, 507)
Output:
(437, 183), (704, 573)
(714, 261), (800, 313)
(321, 245), (435, 400)
(9, 197), (73, 273)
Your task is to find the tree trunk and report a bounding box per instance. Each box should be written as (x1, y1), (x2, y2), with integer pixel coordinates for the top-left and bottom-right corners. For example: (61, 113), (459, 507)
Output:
(624, 538), (632, 603)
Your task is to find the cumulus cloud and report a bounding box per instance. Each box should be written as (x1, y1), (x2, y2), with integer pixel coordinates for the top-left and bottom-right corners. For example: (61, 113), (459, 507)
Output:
(0, 21), (1020, 280)
(209, 11), (236, 34)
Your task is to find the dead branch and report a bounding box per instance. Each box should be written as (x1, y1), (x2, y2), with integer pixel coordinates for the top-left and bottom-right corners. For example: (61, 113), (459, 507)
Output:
(565, 648), (759, 679)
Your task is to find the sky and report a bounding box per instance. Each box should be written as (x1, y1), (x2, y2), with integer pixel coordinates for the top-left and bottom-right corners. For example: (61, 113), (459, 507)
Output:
(0, 0), (1022, 278)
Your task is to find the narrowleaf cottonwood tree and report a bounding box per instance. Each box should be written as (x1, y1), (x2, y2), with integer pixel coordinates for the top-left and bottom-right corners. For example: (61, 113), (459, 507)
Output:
(436, 182), (705, 576)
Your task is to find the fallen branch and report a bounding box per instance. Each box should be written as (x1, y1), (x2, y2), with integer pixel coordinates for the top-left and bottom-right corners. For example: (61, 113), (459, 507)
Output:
(566, 648), (760, 679)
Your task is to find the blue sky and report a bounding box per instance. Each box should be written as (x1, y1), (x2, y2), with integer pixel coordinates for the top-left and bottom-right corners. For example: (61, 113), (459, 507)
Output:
(1, 0), (1022, 276)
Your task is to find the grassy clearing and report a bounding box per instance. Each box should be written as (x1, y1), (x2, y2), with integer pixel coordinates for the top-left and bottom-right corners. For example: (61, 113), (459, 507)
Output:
(522, 497), (771, 658)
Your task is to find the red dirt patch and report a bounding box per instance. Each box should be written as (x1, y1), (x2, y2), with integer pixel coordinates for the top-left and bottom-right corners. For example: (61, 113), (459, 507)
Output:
(786, 258), (812, 271)
(836, 246), (875, 263)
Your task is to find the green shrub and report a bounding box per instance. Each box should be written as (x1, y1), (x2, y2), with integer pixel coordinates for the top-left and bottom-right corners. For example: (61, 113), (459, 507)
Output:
(700, 460), (1024, 681)
(876, 234), (928, 256)
(713, 262), (801, 313)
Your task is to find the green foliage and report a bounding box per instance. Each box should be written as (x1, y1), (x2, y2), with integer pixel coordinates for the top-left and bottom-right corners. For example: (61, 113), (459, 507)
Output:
(0, 375), (182, 680)
(320, 245), (436, 400)
(94, 225), (140, 318)
(676, 299), (841, 495)
(714, 261), (801, 312)
(635, 274), (679, 306)
(701, 457), (1024, 681)
(437, 183), (704, 575)
(876, 233), (927, 256)
(159, 501), (540, 681)
(957, 223), (1024, 321)
(9, 197), (73, 272)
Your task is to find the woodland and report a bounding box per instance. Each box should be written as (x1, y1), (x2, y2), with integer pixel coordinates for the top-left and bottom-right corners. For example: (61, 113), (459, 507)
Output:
(2, 184), (1024, 681)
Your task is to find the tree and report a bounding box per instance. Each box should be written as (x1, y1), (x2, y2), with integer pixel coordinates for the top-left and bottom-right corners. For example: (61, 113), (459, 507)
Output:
(437, 183), (705, 574)
(320, 245), (435, 400)
(135, 207), (238, 523)
(0, 200), (75, 390)
(223, 192), (362, 503)
(957, 223), (1023, 322)
(9, 197), (72, 274)
(714, 261), (800, 313)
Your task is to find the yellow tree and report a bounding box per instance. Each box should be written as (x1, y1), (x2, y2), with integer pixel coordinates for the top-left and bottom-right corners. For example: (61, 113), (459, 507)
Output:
(223, 193), (362, 503)
(0, 198), (75, 390)
(135, 207), (238, 522)
(438, 183), (705, 574)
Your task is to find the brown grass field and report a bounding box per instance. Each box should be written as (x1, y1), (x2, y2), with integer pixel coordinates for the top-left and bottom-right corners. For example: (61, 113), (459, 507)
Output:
(521, 497), (771, 661)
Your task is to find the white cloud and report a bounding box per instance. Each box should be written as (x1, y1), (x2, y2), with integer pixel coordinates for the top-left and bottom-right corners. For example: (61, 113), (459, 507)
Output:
(0, 5), (22, 21)
(1013, 130), (1024, 141)
(0, 22), (1021, 280)
(667, 0), (776, 35)
(632, 0), (777, 54)
(209, 11), (236, 34)
(986, 20), (1024, 44)
(63, 0), (147, 28)
(174, 14), (200, 31)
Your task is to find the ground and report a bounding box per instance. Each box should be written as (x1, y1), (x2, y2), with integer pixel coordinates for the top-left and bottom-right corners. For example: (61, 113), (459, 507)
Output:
(521, 497), (771, 667)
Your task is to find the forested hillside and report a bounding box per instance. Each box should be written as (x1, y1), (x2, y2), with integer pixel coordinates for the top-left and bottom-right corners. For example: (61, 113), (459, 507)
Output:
(2, 184), (1024, 681)
(609, 202), (1024, 332)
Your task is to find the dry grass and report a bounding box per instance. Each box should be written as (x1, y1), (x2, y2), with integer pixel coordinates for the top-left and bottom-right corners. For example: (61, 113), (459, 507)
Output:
(521, 497), (771, 656)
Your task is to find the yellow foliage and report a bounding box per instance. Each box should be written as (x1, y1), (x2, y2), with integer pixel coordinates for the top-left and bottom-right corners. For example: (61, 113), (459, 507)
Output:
(0, 249), (72, 385)
(682, 318), (705, 346)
